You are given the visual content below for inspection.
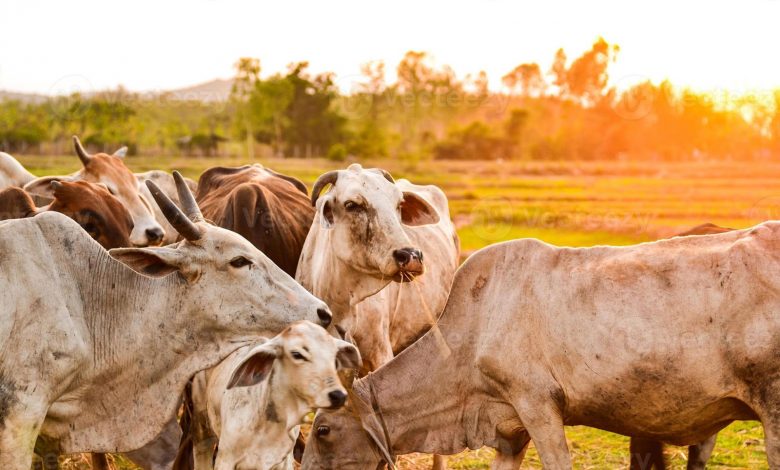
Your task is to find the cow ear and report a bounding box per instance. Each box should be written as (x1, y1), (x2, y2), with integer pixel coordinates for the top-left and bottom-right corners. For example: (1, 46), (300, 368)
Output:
(401, 192), (439, 226)
(318, 198), (335, 229)
(24, 175), (75, 198)
(113, 146), (128, 158)
(109, 247), (190, 279)
(335, 340), (362, 370)
(227, 341), (280, 389)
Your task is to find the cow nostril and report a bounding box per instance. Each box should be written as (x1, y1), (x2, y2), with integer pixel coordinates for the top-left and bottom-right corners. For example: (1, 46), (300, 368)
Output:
(317, 308), (332, 328)
(146, 227), (164, 242)
(392, 249), (411, 266)
(328, 390), (347, 408)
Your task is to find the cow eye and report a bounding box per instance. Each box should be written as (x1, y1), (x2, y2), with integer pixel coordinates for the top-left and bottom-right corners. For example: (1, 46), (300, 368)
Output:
(83, 222), (99, 238)
(317, 425), (330, 437)
(344, 201), (362, 212)
(291, 351), (308, 361)
(229, 256), (253, 268)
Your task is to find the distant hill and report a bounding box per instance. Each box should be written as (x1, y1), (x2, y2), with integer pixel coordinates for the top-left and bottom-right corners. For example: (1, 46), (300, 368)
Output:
(0, 90), (48, 103)
(0, 78), (235, 104)
(165, 79), (234, 102)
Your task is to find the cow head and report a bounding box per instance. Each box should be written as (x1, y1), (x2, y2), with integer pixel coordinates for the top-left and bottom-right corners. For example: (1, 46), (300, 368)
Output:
(24, 136), (165, 247)
(49, 180), (134, 249)
(301, 404), (389, 470)
(109, 171), (335, 337)
(228, 321), (361, 408)
(310, 164), (439, 283)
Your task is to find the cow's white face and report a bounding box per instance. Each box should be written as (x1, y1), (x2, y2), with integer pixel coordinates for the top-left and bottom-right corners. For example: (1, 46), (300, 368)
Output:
(111, 224), (333, 337)
(314, 164), (439, 282)
(227, 321), (361, 408)
(108, 172), (335, 340)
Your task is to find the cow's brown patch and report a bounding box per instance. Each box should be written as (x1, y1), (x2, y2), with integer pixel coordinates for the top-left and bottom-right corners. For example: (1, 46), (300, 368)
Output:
(471, 274), (488, 300)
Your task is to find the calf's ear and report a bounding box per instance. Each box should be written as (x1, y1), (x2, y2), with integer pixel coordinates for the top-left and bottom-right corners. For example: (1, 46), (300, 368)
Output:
(227, 341), (280, 389)
(109, 247), (191, 279)
(401, 192), (439, 226)
(335, 340), (362, 370)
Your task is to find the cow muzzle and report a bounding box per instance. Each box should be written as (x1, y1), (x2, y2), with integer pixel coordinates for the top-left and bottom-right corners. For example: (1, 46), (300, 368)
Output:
(392, 247), (424, 281)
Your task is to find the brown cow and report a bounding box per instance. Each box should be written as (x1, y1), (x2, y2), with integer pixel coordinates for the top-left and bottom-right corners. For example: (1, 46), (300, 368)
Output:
(0, 181), (133, 249)
(24, 136), (165, 246)
(196, 164), (314, 276)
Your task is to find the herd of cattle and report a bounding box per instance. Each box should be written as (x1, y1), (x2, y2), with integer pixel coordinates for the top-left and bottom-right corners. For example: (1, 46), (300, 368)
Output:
(0, 137), (778, 470)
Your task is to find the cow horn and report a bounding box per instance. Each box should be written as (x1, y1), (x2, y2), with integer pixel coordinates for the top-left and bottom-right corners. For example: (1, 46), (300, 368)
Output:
(311, 170), (339, 206)
(73, 135), (91, 166)
(374, 169), (395, 184)
(172, 171), (203, 222)
(145, 179), (202, 241)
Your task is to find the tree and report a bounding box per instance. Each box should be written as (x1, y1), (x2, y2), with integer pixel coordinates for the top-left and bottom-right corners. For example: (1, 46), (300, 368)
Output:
(231, 57), (261, 158)
(503, 63), (545, 97)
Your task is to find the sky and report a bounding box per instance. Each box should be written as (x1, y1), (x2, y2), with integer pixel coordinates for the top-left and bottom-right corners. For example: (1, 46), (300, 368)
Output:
(2, 0), (780, 95)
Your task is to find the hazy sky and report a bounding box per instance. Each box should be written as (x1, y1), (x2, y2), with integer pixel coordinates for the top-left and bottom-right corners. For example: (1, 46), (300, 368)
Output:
(2, 0), (779, 95)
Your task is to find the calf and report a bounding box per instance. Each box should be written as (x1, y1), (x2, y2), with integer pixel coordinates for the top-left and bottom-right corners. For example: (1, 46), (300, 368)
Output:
(190, 321), (360, 470)
(0, 180), (133, 249)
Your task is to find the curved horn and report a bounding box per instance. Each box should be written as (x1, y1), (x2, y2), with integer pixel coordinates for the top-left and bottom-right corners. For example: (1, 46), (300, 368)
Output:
(73, 135), (91, 166)
(145, 179), (202, 241)
(311, 170), (339, 206)
(373, 168), (394, 184)
(172, 171), (203, 222)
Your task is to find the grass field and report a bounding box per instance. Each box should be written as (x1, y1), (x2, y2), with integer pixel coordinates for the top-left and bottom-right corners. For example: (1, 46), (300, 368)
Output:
(19, 154), (777, 469)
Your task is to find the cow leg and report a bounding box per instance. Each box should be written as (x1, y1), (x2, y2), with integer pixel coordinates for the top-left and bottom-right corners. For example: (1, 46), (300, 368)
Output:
(514, 400), (571, 470)
(91, 453), (110, 470)
(0, 404), (47, 470)
(431, 455), (447, 470)
(193, 437), (217, 470)
(686, 434), (717, 470)
(629, 437), (665, 470)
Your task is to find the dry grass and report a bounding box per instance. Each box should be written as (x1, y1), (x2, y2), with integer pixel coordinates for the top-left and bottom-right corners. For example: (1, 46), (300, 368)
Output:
(17, 155), (774, 469)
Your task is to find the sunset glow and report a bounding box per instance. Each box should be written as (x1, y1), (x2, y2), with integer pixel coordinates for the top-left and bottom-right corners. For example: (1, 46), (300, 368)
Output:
(2, 0), (779, 95)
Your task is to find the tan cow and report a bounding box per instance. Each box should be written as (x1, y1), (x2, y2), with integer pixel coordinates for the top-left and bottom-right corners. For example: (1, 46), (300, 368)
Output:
(0, 181), (133, 249)
(24, 136), (165, 246)
(302, 224), (780, 469)
(188, 321), (361, 470)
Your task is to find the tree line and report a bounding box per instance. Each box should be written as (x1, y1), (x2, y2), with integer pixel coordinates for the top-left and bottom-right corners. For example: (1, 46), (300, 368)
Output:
(2, 38), (779, 161)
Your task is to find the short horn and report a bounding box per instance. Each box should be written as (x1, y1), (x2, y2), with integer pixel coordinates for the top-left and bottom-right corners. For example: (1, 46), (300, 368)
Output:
(73, 135), (91, 166)
(145, 179), (202, 241)
(172, 171), (203, 222)
(373, 168), (394, 184)
(311, 170), (339, 206)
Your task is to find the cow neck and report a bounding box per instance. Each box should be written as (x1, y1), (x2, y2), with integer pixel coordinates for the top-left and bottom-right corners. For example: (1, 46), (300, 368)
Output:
(352, 315), (475, 457)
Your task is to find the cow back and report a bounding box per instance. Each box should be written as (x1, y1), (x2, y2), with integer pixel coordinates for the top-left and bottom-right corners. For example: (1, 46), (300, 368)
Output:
(196, 165), (313, 276)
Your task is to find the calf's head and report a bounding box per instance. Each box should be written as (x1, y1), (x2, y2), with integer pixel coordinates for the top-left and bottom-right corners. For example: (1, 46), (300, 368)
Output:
(311, 164), (439, 283)
(109, 171), (335, 337)
(25, 136), (165, 247)
(228, 321), (362, 409)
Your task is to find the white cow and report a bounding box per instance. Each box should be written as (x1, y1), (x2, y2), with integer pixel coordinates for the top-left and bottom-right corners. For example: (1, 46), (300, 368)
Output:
(297, 165), (459, 470)
(0, 151), (36, 189)
(0, 172), (333, 469)
(188, 321), (361, 470)
(297, 164), (459, 371)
